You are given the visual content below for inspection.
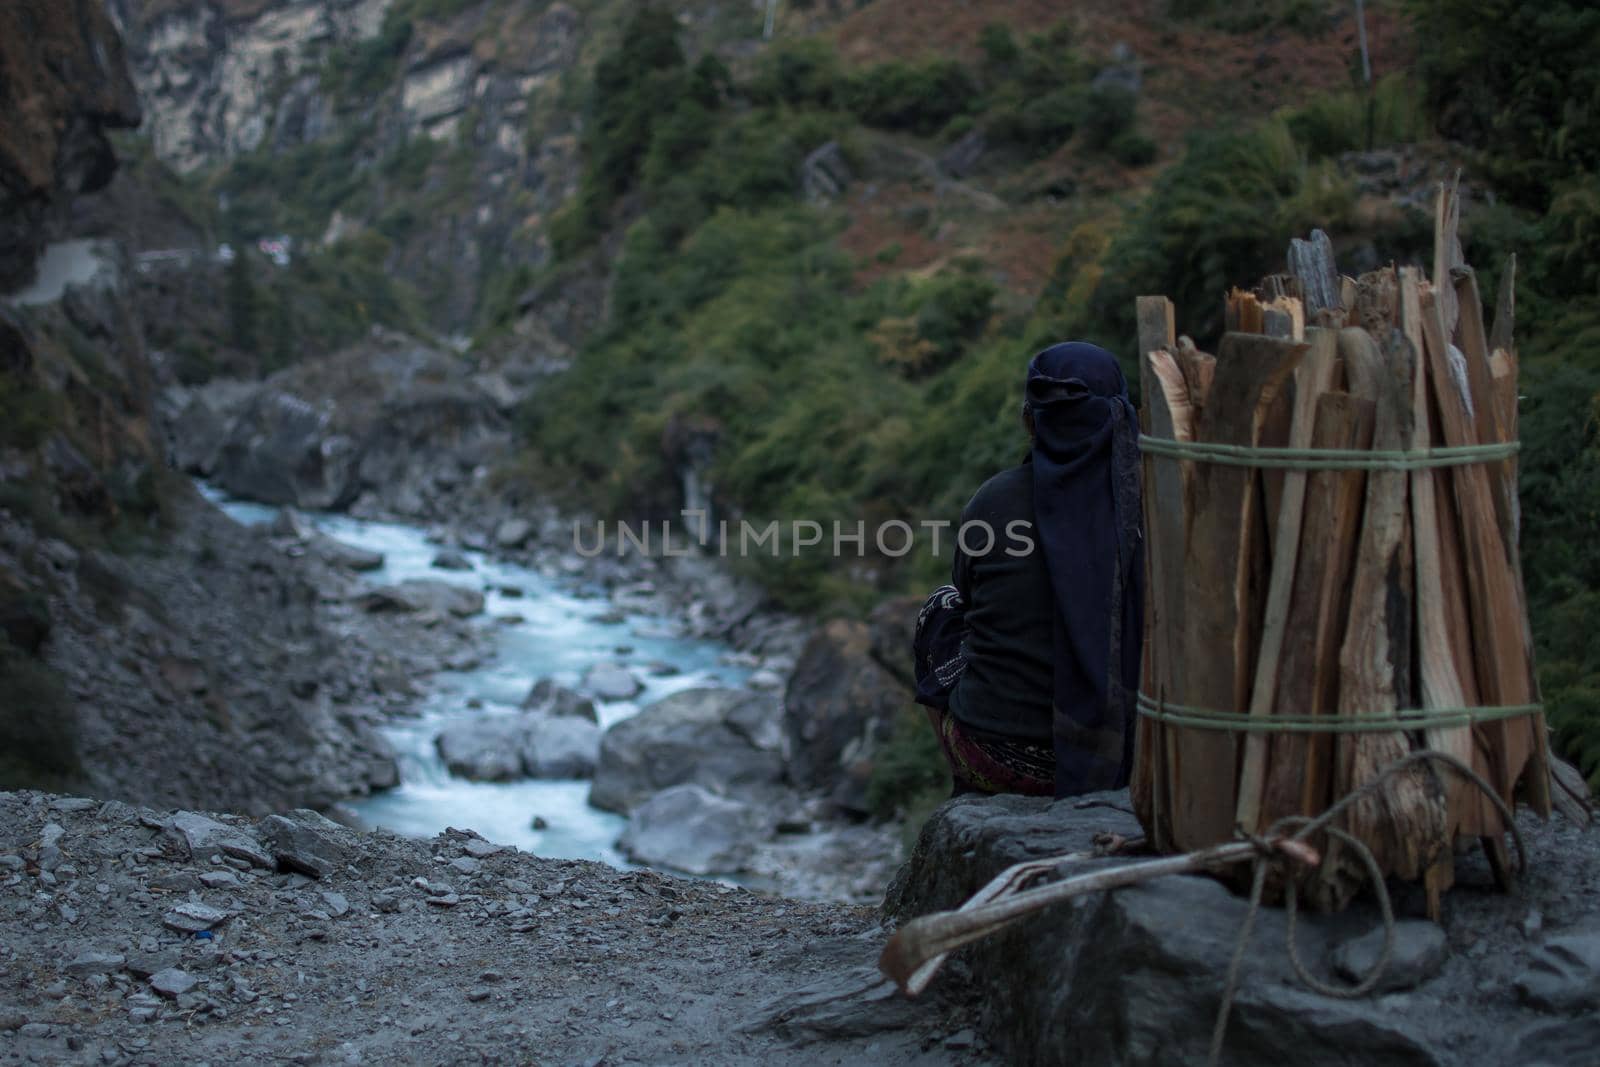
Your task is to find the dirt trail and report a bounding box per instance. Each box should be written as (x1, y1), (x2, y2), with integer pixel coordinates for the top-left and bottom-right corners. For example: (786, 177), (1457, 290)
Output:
(0, 791), (988, 1066)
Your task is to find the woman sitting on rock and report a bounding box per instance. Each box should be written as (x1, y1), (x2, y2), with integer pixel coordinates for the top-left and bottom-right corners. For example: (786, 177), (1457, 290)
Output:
(913, 342), (1144, 798)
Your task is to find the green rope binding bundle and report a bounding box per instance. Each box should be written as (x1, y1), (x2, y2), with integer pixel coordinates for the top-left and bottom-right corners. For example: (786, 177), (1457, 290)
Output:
(1135, 432), (1538, 730)
(1137, 435), (1519, 471)
(1136, 692), (1543, 733)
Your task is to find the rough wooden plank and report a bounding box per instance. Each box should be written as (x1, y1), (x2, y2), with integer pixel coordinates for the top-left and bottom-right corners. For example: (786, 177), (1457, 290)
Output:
(1258, 389), (1372, 828)
(1418, 287), (1551, 818)
(1236, 328), (1340, 833)
(1227, 288), (1267, 335)
(1170, 333), (1304, 850)
(1454, 268), (1517, 547)
(1398, 269), (1480, 842)
(1317, 328), (1446, 906)
(1174, 337), (1216, 413)
(1133, 296), (1178, 846)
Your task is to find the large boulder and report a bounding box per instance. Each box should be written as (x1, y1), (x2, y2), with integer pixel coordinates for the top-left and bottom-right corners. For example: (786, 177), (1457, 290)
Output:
(884, 792), (1574, 1067)
(359, 579), (484, 618)
(616, 784), (771, 876)
(588, 688), (786, 814)
(214, 390), (358, 510)
(784, 618), (913, 812)
(435, 720), (522, 781)
(435, 713), (601, 781)
(269, 508), (383, 571)
(868, 594), (921, 690)
(582, 661), (642, 702)
(521, 677), (598, 724)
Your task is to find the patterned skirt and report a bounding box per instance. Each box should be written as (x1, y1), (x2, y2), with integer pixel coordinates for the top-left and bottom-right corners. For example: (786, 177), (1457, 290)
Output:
(925, 708), (1054, 797)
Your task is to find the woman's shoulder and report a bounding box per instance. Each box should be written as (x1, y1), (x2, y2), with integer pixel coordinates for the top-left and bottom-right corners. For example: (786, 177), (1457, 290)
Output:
(964, 462), (1033, 520)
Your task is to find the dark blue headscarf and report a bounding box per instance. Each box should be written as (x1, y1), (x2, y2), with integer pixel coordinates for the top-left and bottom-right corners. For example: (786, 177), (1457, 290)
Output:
(1027, 342), (1145, 797)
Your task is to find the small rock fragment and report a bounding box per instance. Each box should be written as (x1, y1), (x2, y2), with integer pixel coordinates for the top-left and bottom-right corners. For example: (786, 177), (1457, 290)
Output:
(149, 969), (197, 1000)
(162, 901), (233, 934)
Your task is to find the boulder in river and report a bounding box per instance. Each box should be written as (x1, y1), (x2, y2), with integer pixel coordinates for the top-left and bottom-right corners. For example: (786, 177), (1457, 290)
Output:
(784, 618), (913, 814)
(431, 549), (473, 571)
(214, 389), (358, 510)
(435, 713), (601, 781)
(359, 579), (484, 618)
(589, 688), (786, 814)
(270, 507), (384, 571)
(582, 661), (643, 702)
(495, 518), (533, 548)
(521, 678), (598, 724)
(436, 721), (523, 781)
(617, 784), (771, 876)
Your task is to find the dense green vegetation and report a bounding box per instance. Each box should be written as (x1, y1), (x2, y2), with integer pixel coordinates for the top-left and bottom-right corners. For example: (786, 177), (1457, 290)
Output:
(519, 10), (1397, 609)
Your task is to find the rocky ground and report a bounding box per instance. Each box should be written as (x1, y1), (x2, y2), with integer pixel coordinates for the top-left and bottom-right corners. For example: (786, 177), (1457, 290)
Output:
(0, 790), (986, 1067)
(1, 477), (494, 815)
(888, 791), (1600, 1067)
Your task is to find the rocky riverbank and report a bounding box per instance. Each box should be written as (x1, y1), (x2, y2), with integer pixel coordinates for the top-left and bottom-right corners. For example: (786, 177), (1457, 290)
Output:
(0, 789), (986, 1066)
(158, 335), (930, 901)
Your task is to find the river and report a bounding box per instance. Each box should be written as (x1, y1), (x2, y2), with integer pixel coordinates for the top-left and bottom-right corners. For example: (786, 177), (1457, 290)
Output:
(200, 487), (752, 866)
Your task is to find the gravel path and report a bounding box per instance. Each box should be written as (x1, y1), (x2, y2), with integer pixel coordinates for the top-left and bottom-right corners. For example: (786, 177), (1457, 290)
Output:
(0, 791), (988, 1066)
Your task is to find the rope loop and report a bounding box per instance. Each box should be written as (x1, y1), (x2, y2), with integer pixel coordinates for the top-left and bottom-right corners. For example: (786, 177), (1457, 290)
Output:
(1207, 749), (1524, 1067)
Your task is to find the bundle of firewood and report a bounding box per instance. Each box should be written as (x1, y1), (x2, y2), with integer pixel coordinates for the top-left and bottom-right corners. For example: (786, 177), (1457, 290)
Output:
(1130, 183), (1588, 916)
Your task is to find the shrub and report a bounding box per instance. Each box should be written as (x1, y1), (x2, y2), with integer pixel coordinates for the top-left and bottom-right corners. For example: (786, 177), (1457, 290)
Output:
(987, 86), (1081, 157)
(747, 38), (842, 109)
(978, 23), (1021, 74)
(1081, 85), (1138, 152)
(1281, 74), (1429, 160)
(324, 12), (412, 102)
(844, 58), (978, 136)
(1111, 130), (1158, 167)
(866, 704), (951, 823)
(0, 371), (60, 450)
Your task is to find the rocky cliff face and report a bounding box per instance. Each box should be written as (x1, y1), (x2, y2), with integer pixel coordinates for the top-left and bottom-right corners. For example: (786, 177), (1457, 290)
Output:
(105, 0), (390, 173)
(0, 0), (142, 290)
(0, 3), (459, 812)
(109, 0), (589, 333)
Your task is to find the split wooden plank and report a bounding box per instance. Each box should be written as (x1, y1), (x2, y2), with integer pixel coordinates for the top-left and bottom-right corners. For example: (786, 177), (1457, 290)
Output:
(1171, 333), (1304, 849)
(1258, 388), (1372, 829)
(1236, 327), (1341, 834)
(1397, 269), (1482, 842)
(1418, 287), (1551, 818)
(1454, 268), (1518, 547)
(1134, 295), (1179, 847)
(1488, 255), (1521, 552)
(1228, 289), (1263, 334)
(1319, 327), (1446, 906)
(1174, 337), (1216, 413)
